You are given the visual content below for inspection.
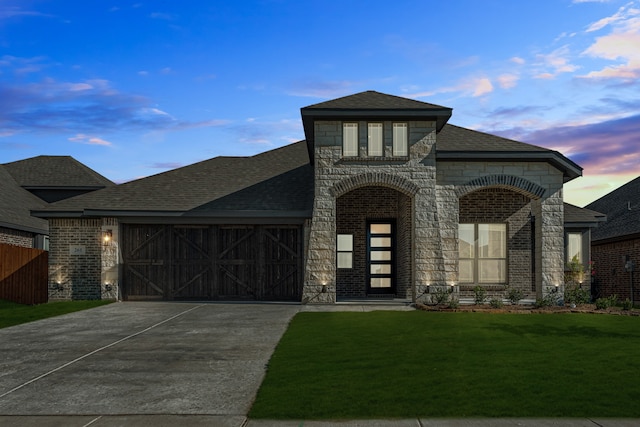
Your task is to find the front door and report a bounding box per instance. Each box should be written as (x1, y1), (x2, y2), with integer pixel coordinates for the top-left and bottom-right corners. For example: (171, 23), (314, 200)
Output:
(367, 221), (395, 295)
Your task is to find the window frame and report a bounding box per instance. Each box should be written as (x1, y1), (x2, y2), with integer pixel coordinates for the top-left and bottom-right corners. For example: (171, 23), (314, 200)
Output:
(566, 231), (583, 264)
(342, 122), (359, 157)
(392, 122), (408, 156)
(367, 122), (383, 156)
(459, 223), (508, 285)
(337, 233), (354, 269)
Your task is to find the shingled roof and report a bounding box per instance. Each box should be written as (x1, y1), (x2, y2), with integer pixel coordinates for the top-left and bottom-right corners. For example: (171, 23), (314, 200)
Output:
(586, 177), (640, 243)
(303, 90), (451, 111)
(2, 156), (114, 189)
(436, 124), (582, 182)
(564, 203), (606, 228)
(33, 141), (313, 219)
(0, 166), (48, 234)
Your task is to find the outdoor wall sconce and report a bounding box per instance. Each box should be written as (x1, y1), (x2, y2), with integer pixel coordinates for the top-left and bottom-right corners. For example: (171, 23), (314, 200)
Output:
(449, 283), (456, 293)
(53, 282), (64, 291)
(102, 229), (112, 244)
(552, 284), (559, 293)
(104, 283), (112, 292)
(321, 281), (327, 293)
(425, 284), (430, 293)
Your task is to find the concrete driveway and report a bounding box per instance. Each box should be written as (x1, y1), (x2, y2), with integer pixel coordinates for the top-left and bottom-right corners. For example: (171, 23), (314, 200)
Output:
(0, 302), (300, 426)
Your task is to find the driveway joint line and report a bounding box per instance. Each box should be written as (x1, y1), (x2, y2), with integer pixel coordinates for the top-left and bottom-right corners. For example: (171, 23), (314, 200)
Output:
(82, 415), (102, 427)
(0, 304), (204, 400)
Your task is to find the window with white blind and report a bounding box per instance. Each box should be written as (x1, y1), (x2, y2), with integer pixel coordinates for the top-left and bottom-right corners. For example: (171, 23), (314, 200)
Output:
(459, 223), (507, 284)
(368, 123), (383, 156)
(567, 232), (582, 264)
(343, 123), (358, 157)
(392, 123), (408, 156)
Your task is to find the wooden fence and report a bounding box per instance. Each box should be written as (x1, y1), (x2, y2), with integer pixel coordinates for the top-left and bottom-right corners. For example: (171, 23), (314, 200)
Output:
(0, 243), (48, 305)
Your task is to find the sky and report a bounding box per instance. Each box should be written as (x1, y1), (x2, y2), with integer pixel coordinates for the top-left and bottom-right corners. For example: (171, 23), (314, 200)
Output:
(1, 0), (639, 207)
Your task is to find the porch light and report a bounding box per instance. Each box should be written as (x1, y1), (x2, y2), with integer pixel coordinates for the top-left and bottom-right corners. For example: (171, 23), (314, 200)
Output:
(102, 230), (112, 244)
(321, 281), (327, 293)
(553, 284), (559, 293)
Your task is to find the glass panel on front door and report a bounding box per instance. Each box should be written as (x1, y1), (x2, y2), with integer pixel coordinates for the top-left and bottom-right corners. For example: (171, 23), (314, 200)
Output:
(367, 221), (395, 294)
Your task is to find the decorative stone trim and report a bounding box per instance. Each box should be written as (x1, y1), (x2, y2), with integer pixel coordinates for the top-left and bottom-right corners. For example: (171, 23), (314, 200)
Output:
(330, 172), (421, 198)
(455, 174), (546, 199)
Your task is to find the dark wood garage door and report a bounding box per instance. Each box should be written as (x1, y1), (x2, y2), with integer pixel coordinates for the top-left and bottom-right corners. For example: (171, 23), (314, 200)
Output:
(121, 224), (303, 301)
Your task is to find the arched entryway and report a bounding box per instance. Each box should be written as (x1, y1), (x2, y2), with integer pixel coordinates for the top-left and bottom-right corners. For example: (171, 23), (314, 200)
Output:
(335, 186), (412, 300)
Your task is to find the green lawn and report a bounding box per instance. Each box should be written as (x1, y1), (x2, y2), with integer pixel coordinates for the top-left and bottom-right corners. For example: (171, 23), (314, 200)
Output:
(250, 311), (640, 419)
(0, 299), (113, 329)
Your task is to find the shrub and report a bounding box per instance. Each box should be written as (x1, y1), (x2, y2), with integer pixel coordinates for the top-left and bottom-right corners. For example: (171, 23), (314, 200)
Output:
(564, 285), (591, 305)
(622, 298), (633, 311)
(473, 286), (486, 305)
(506, 287), (524, 305)
(595, 295), (617, 310)
(448, 298), (460, 309)
(489, 298), (504, 309)
(432, 287), (450, 306)
(535, 288), (561, 308)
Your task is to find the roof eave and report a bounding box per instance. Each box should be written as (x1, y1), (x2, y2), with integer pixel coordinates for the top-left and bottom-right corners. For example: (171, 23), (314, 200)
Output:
(436, 151), (583, 182)
(0, 220), (48, 235)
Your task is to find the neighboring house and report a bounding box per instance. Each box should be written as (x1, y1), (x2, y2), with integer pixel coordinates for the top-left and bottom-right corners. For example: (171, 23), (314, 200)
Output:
(586, 177), (640, 302)
(33, 91), (598, 303)
(0, 156), (114, 249)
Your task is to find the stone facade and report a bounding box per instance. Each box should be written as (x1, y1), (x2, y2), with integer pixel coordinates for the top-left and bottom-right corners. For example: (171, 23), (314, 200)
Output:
(302, 122), (566, 303)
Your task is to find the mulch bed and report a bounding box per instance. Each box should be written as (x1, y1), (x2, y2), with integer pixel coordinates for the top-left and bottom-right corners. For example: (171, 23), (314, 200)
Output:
(415, 302), (640, 316)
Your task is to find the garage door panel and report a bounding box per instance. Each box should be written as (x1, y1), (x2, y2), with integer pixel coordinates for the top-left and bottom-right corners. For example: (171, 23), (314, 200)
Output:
(122, 224), (302, 301)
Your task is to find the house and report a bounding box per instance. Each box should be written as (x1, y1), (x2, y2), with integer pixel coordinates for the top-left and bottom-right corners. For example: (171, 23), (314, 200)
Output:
(586, 177), (640, 302)
(0, 156), (114, 249)
(33, 91), (599, 303)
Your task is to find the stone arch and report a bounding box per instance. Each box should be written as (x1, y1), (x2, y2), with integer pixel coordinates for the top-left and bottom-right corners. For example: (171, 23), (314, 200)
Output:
(330, 172), (420, 198)
(455, 174), (546, 199)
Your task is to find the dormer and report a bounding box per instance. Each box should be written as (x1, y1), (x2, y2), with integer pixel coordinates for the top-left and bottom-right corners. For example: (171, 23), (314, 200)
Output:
(300, 90), (452, 163)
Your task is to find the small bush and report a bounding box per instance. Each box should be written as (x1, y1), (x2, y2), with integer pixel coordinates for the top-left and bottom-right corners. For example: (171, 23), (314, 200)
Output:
(489, 298), (504, 309)
(622, 298), (633, 311)
(448, 298), (460, 309)
(595, 294), (617, 310)
(506, 287), (524, 305)
(535, 288), (561, 308)
(473, 286), (486, 305)
(565, 285), (591, 305)
(432, 287), (450, 305)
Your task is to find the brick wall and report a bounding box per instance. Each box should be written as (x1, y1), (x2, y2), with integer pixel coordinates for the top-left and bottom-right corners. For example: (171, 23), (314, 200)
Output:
(459, 188), (533, 299)
(48, 218), (102, 300)
(336, 186), (411, 298)
(0, 227), (34, 248)
(591, 238), (640, 302)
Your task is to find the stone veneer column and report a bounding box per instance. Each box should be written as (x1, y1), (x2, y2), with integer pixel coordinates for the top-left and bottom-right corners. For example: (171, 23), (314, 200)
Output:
(533, 188), (565, 299)
(101, 218), (119, 300)
(302, 120), (441, 303)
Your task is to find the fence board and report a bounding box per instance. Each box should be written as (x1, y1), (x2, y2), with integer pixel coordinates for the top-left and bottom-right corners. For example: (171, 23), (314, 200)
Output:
(0, 243), (48, 305)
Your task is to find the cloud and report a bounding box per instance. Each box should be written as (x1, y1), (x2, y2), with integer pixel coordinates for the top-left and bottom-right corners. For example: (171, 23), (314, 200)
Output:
(149, 162), (186, 169)
(287, 80), (362, 98)
(497, 73), (519, 89)
(580, 3), (640, 80)
(501, 114), (640, 177)
(68, 134), (113, 146)
(0, 77), (228, 137)
(533, 45), (580, 79)
(409, 76), (494, 99)
(150, 12), (176, 20)
(510, 57), (526, 65)
(0, 6), (52, 20)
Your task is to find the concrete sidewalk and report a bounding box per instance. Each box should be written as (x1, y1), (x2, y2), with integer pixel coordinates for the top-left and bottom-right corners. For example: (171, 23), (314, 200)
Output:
(0, 415), (639, 426)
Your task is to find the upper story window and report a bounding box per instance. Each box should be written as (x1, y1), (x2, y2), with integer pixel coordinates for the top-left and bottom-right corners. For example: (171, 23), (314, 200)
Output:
(343, 123), (358, 157)
(393, 123), (408, 156)
(342, 122), (409, 159)
(367, 123), (383, 156)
